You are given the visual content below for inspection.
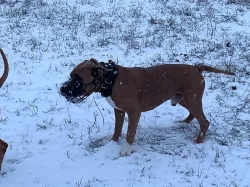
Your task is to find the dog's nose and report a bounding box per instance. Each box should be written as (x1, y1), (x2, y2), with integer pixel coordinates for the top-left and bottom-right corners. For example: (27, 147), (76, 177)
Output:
(60, 86), (66, 94)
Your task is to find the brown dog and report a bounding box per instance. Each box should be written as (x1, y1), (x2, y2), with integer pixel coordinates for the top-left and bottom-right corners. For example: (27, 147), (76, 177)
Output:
(0, 48), (9, 169)
(60, 58), (235, 155)
(0, 139), (8, 171)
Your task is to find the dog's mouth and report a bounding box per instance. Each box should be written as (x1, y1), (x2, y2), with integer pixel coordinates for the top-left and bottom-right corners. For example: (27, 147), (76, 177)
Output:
(60, 89), (87, 104)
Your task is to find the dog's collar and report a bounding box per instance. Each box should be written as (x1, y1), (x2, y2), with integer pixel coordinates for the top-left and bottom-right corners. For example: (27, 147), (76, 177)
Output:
(99, 60), (118, 97)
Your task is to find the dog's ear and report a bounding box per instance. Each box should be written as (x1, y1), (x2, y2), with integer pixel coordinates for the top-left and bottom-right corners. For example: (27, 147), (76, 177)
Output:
(90, 58), (105, 69)
(90, 58), (99, 64)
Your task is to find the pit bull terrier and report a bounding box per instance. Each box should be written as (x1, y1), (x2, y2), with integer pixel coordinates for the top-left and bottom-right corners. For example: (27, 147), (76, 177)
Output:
(60, 58), (235, 156)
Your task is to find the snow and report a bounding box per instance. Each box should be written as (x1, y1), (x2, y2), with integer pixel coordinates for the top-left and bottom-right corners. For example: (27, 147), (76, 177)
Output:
(0, 0), (250, 187)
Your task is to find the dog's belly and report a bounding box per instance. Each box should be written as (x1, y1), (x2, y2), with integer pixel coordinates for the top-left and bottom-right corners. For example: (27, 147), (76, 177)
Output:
(140, 98), (169, 112)
(105, 96), (123, 110)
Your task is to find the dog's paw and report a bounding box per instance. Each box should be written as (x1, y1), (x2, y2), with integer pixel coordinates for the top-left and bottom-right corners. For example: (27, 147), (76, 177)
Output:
(194, 132), (205, 144)
(120, 142), (133, 156)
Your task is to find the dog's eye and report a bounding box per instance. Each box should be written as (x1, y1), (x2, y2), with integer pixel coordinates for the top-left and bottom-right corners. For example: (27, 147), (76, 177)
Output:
(91, 68), (99, 77)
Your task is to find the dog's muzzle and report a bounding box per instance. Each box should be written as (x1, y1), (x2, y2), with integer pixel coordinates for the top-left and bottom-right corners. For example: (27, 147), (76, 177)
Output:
(59, 74), (103, 104)
(60, 75), (87, 103)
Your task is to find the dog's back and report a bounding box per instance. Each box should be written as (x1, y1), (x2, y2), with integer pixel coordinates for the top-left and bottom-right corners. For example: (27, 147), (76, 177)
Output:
(114, 64), (204, 111)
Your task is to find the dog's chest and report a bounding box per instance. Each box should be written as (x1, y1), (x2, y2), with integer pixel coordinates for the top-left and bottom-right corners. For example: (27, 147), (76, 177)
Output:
(105, 96), (122, 110)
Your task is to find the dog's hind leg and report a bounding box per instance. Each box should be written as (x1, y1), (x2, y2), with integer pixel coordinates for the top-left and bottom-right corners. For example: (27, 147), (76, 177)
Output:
(178, 100), (194, 123)
(111, 108), (125, 142)
(184, 100), (210, 143)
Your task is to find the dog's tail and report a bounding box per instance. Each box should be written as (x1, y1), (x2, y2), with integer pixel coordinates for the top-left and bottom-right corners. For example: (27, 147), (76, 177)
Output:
(195, 64), (235, 75)
(0, 48), (9, 88)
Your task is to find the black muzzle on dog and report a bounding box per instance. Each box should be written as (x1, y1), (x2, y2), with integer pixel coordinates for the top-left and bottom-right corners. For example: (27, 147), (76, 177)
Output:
(60, 74), (86, 103)
(60, 74), (104, 104)
(60, 60), (118, 104)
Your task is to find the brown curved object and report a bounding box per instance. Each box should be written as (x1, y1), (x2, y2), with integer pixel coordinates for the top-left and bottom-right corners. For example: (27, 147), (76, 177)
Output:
(0, 48), (9, 88)
(0, 139), (8, 171)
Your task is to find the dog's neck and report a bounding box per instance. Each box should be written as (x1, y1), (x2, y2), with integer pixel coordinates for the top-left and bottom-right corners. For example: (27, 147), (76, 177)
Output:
(99, 61), (119, 97)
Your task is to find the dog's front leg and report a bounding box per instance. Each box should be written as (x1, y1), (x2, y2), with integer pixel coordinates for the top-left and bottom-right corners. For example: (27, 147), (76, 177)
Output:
(111, 108), (125, 142)
(120, 109), (141, 156)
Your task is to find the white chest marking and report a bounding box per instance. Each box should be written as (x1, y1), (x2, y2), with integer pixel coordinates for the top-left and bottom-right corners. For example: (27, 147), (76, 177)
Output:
(105, 96), (122, 110)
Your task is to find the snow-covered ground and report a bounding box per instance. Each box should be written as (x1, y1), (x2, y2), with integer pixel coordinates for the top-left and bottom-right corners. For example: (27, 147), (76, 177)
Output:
(0, 0), (249, 186)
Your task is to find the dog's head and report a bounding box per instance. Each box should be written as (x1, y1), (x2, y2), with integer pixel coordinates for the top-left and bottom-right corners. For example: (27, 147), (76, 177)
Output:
(59, 58), (109, 103)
